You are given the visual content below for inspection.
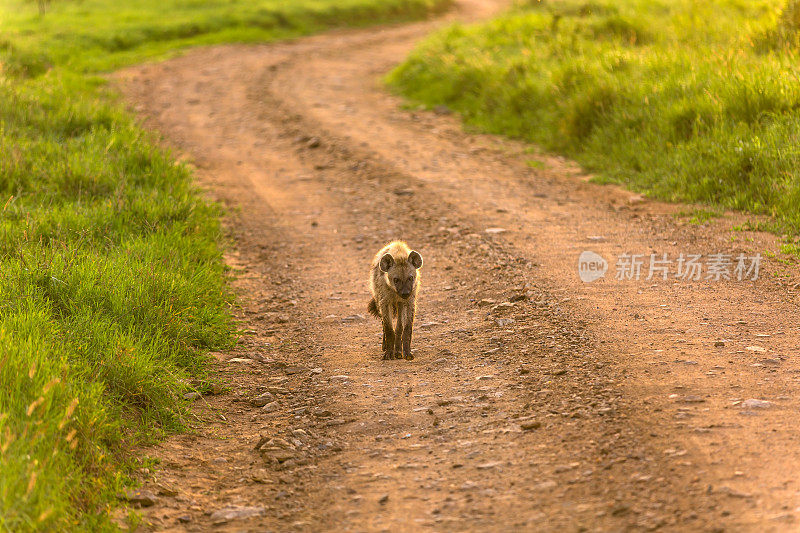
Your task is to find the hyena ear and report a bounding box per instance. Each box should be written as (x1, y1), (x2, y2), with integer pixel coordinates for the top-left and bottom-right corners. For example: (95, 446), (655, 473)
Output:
(379, 253), (395, 272)
(408, 250), (423, 269)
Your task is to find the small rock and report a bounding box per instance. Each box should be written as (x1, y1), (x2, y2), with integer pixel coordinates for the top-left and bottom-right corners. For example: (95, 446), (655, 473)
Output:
(251, 392), (275, 407)
(227, 358), (253, 363)
(715, 486), (752, 499)
(210, 506), (266, 524)
(262, 401), (279, 413)
(554, 463), (580, 473)
(306, 137), (321, 149)
(741, 398), (771, 409)
(342, 314), (366, 322)
(433, 104), (451, 115)
(393, 188), (414, 196)
(485, 228), (507, 234)
(254, 435), (269, 450)
(329, 375), (350, 382)
(611, 504), (630, 516)
(310, 367), (323, 374)
(379, 494), (389, 504)
(183, 392), (201, 401)
(177, 515), (191, 523)
(678, 395), (705, 403)
(495, 318), (515, 327)
(521, 421), (542, 431)
(476, 461), (503, 470)
(152, 484), (177, 498)
(121, 489), (158, 507)
(271, 437), (294, 449)
(746, 346), (766, 353)
(262, 449), (296, 463)
(714, 341), (725, 347)
(478, 299), (496, 307)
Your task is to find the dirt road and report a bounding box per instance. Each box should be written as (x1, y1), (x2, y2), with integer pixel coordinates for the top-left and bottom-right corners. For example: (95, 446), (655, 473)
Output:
(118, 1), (800, 530)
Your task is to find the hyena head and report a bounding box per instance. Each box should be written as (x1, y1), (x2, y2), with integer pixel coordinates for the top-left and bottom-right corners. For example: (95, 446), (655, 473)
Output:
(380, 250), (423, 300)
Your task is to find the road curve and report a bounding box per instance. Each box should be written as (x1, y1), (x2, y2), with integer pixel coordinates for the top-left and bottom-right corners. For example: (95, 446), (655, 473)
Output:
(119, 1), (800, 530)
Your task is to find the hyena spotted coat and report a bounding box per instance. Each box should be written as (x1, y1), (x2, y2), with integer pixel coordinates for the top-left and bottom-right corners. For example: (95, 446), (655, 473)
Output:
(367, 241), (423, 360)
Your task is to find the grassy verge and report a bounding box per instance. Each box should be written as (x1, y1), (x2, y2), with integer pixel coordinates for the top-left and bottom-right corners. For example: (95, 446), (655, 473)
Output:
(388, 0), (800, 237)
(2, 0), (452, 74)
(0, 0), (449, 530)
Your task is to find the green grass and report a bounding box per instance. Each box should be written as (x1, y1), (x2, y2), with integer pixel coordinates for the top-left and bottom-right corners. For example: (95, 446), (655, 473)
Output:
(388, 0), (800, 236)
(2, 0), (452, 74)
(0, 0), (449, 530)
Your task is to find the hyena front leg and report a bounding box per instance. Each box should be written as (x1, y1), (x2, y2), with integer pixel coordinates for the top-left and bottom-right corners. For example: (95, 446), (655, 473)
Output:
(380, 302), (395, 360)
(402, 300), (415, 360)
(393, 305), (404, 359)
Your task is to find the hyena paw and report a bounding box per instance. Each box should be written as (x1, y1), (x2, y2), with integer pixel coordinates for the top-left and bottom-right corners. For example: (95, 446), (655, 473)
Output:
(382, 351), (394, 360)
(404, 353), (414, 361)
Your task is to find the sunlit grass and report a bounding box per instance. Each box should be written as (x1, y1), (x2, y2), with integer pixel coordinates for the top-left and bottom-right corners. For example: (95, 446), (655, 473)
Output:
(0, 0), (450, 529)
(388, 0), (800, 236)
(1, 0), (452, 74)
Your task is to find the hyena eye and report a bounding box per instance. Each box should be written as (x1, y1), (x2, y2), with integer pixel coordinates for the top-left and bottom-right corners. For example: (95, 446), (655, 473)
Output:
(407, 276), (413, 282)
(393, 278), (400, 284)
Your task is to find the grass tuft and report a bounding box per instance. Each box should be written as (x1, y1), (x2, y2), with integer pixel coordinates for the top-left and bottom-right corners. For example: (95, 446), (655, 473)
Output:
(758, 0), (800, 50)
